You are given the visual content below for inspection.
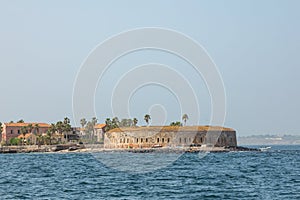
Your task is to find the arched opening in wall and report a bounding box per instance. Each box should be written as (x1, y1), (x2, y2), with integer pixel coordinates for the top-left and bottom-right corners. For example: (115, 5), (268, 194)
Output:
(179, 138), (181, 143)
(157, 138), (160, 143)
(136, 138), (138, 143)
(141, 138), (143, 143)
(146, 138), (148, 143)
(200, 137), (203, 143)
(184, 138), (187, 143)
(162, 138), (165, 143)
(127, 138), (129, 143)
(120, 139), (122, 143)
(123, 138), (126, 143)
(167, 138), (170, 143)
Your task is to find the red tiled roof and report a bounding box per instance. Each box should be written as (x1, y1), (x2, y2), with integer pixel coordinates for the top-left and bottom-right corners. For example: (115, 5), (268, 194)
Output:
(4, 123), (51, 128)
(94, 124), (106, 129)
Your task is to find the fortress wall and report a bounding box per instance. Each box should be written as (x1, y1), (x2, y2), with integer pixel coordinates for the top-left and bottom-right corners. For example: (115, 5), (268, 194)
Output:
(104, 127), (237, 149)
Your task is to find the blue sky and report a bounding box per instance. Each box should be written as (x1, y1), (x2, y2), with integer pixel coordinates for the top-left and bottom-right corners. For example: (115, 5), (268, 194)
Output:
(0, 0), (299, 136)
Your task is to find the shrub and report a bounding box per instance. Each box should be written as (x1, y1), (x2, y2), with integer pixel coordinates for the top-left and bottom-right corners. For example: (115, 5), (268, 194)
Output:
(9, 137), (21, 146)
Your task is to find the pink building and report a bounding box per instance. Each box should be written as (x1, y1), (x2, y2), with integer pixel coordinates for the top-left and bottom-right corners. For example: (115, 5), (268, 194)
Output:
(1, 122), (50, 143)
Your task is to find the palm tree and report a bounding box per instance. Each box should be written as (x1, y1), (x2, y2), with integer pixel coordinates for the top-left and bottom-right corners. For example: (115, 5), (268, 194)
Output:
(80, 118), (87, 128)
(112, 117), (119, 128)
(105, 118), (112, 131)
(46, 129), (53, 145)
(182, 114), (189, 126)
(63, 117), (72, 142)
(33, 124), (40, 145)
(26, 124), (33, 144)
(34, 124), (40, 134)
(20, 126), (28, 145)
(49, 123), (56, 144)
(0, 122), (3, 135)
(56, 121), (63, 134)
(27, 124), (33, 133)
(144, 114), (151, 126)
(91, 117), (97, 126)
(36, 134), (42, 147)
(64, 117), (70, 125)
(64, 124), (72, 141)
(133, 118), (138, 127)
(85, 121), (95, 142)
(56, 121), (63, 142)
(50, 123), (56, 133)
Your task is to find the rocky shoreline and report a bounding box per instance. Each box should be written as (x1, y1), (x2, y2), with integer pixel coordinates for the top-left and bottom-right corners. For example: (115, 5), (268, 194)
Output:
(0, 144), (261, 154)
(0, 144), (85, 154)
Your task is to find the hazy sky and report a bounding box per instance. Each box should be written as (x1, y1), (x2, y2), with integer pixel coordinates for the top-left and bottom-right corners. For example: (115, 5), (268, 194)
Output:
(0, 0), (299, 136)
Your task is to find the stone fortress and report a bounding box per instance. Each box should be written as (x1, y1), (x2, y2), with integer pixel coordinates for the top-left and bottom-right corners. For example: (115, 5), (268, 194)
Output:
(104, 126), (237, 149)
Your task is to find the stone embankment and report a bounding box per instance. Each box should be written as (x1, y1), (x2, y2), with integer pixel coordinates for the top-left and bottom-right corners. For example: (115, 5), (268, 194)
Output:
(0, 144), (85, 153)
(0, 144), (259, 154)
(126, 146), (260, 153)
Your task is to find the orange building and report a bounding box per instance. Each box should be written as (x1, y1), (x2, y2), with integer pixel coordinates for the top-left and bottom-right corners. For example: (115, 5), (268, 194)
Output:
(1, 122), (50, 143)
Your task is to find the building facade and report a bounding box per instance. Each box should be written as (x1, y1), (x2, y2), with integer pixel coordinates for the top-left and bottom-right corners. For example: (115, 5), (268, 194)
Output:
(1, 122), (51, 143)
(79, 124), (106, 143)
(104, 126), (237, 149)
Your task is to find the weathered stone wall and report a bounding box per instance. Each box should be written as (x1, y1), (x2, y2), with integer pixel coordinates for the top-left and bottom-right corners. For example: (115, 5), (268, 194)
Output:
(104, 126), (237, 149)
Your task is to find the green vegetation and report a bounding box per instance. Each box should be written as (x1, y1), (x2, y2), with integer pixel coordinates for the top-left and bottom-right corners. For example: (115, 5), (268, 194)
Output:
(20, 126), (28, 145)
(9, 138), (21, 145)
(119, 119), (133, 127)
(34, 124), (40, 134)
(46, 129), (52, 145)
(182, 114), (189, 126)
(63, 117), (72, 141)
(85, 121), (94, 135)
(1, 114), (195, 146)
(80, 118), (87, 128)
(105, 117), (138, 131)
(112, 117), (119, 127)
(133, 118), (138, 127)
(0, 122), (2, 134)
(170, 121), (182, 126)
(91, 117), (97, 126)
(47, 123), (56, 145)
(27, 124), (33, 133)
(79, 117), (100, 143)
(144, 114), (151, 126)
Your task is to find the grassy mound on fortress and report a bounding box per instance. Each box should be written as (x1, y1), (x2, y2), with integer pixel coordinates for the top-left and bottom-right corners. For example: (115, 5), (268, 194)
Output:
(108, 126), (235, 133)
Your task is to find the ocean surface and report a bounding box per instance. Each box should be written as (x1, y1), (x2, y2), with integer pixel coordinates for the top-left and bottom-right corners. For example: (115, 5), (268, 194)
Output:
(0, 145), (299, 200)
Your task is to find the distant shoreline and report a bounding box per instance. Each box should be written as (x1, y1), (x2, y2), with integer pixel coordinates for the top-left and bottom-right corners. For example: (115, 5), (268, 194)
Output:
(238, 134), (300, 146)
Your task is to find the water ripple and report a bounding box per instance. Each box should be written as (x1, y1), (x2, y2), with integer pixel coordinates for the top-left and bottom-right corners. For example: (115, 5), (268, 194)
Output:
(0, 146), (299, 199)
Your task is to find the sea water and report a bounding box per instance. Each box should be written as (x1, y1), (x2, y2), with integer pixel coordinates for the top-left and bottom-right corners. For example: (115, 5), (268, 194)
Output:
(0, 145), (299, 199)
